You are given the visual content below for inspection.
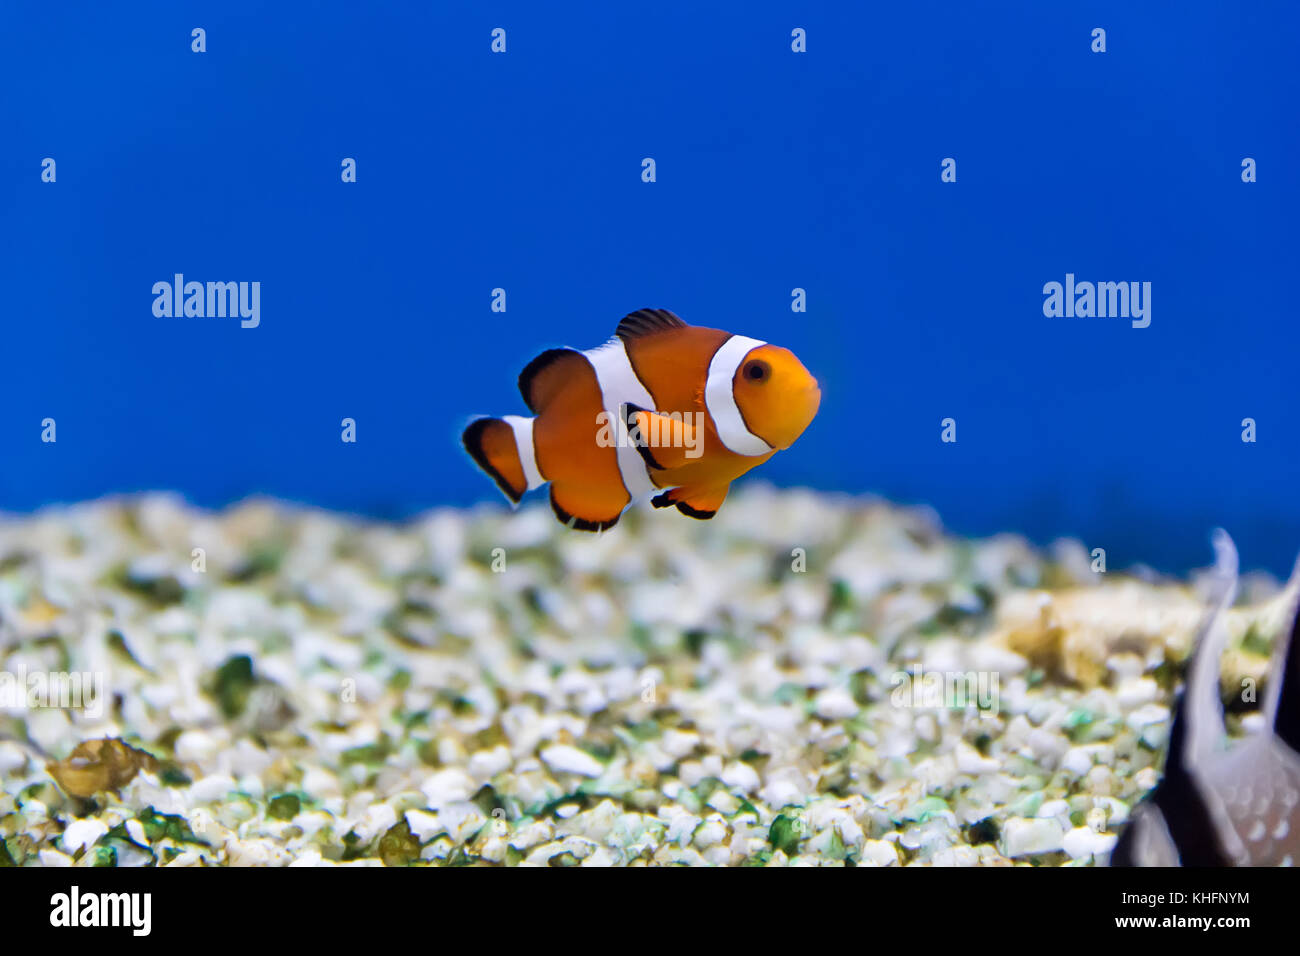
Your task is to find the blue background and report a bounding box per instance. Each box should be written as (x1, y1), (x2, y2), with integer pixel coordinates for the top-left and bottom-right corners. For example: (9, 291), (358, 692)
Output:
(3, 2), (1297, 574)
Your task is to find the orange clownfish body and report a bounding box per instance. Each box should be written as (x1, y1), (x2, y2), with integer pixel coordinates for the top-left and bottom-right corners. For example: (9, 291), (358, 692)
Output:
(463, 308), (821, 530)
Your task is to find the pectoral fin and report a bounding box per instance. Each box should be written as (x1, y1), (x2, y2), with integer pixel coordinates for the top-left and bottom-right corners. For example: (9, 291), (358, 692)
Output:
(623, 404), (702, 471)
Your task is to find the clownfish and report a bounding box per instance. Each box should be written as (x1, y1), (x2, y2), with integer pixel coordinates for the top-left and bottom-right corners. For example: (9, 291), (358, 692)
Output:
(462, 308), (821, 530)
(1111, 530), (1300, 866)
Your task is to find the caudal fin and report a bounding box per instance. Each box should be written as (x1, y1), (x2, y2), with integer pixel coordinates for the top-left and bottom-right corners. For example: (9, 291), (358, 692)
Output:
(462, 416), (544, 504)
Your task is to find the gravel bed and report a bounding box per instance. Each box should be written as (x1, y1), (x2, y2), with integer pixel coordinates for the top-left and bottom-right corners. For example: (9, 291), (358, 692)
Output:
(0, 488), (1291, 867)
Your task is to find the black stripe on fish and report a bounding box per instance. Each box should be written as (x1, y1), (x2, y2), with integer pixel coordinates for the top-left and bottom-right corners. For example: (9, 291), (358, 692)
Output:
(622, 403), (666, 471)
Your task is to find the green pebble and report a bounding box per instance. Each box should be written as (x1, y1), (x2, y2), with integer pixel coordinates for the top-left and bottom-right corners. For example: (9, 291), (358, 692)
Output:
(267, 793), (301, 821)
(378, 819), (422, 867)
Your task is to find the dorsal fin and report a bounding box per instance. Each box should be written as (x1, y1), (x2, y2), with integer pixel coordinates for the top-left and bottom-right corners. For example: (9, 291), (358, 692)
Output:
(615, 308), (687, 343)
(517, 347), (589, 413)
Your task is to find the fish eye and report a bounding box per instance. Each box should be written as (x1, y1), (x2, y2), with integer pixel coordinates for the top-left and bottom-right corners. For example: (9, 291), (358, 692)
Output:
(743, 360), (770, 383)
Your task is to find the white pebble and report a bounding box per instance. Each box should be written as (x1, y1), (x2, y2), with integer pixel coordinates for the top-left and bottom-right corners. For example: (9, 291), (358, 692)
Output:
(858, 840), (900, 866)
(61, 818), (108, 854)
(1062, 747), (1094, 777)
(174, 729), (222, 763)
(352, 803), (398, 844)
(404, 809), (441, 843)
(1126, 703), (1170, 729)
(1036, 799), (1070, 820)
(419, 768), (475, 809)
(540, 745), (604, 778)
(468, 745), (512, 781)
(692, 815), (729, 849)
(956, 743), (1000, 775)
(189, 774), (237, 804)
(720, 762), (760, 794)
(814, 687), (858, 720)
(1001, 817), (1065, 856)
(659, 729), (700, 759)
(1062, 825), (1118, 859)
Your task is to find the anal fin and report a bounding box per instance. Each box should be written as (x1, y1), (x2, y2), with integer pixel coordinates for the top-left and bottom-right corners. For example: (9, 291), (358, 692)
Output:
(549, 484), (627, 533)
